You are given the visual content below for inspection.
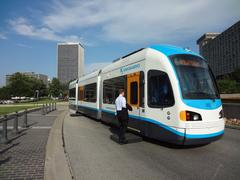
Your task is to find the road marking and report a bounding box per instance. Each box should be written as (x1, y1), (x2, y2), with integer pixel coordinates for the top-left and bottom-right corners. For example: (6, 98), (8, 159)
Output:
(27, 114), (57, 117)
(127, 126), (141, 133)
(31, 126), (52, 129)
(0, 126), (52, 129)
(211, 164), (223, 180)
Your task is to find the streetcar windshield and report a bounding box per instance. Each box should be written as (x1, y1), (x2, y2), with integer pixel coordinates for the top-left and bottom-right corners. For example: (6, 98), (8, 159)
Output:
(170, 54), (219, 99)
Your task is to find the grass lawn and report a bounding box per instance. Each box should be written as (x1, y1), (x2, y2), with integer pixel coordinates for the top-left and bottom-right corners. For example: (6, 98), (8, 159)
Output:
(0, 105), (40, 116)
(13, 99), (58, 105)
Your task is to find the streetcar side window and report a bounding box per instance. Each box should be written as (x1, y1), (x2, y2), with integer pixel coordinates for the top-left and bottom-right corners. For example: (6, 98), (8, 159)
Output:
(84, 83), (97, 102)
(103, 76), (125, 104)
(148, 70), (174, 108)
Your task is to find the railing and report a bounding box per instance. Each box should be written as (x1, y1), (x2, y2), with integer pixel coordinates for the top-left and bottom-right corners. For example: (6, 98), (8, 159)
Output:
(0, 102), (57, 144)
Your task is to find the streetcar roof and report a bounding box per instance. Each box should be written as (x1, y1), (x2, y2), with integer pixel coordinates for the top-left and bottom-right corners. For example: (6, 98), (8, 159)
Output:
(149, 44), (200, 57)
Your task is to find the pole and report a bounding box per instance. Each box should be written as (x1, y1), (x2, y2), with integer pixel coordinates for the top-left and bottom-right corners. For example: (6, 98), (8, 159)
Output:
(42, 104), (45, 115)
(13, 111), (19, 134)
(46, 103), (49, 113)
(2, 115), (9, 144)
(23, 109), (28, 128)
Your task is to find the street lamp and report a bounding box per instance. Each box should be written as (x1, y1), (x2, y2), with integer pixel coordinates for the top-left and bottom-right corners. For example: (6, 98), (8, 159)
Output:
(35, 90), (39, 100)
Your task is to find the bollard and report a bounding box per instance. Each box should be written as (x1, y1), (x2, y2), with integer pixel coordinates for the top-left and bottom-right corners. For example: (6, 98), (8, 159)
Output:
(42, 104), (46, 115)
(45, 103), (48, 113)
(54, 102), (57, 110)
(45, 103), (48, 114)
(2, 115), (9, 144)
(49, 103), (52, 112)
(13, 111), (19, 134)
(22, 109), (28, 128)
(47, 103), (50, 113)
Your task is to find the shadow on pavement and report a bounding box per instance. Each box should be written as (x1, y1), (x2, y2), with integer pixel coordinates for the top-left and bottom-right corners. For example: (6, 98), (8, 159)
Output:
(8, 132), (27, 144)
(142, 136), (209, 149)
(0, 156), (11, 166)
(109, 126), (207, 149)
(0, 142), (20, 154)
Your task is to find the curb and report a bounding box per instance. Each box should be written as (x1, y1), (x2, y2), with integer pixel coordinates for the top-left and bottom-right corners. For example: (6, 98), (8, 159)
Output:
(62, 112), (75, 179)
(44, 110), (73, 180)
(225, 124), (240, 130)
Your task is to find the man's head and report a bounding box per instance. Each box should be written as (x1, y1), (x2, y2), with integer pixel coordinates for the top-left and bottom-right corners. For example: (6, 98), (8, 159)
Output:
(119, 89), (125, 96)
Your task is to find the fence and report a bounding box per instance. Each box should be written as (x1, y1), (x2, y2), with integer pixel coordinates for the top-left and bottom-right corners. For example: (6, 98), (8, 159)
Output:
(0, 102), (57, 144)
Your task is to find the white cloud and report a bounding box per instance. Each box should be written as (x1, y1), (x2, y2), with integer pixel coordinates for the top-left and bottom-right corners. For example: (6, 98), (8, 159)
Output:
(9, 17), (83, 43)
(8, 0), (240, 45)
(41, 0), (240, 44)
(0, 32), (7, 40)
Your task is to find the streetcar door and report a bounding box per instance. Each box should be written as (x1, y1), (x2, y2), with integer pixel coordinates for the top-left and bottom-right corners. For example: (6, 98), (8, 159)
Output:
(127, 72), (140, 126)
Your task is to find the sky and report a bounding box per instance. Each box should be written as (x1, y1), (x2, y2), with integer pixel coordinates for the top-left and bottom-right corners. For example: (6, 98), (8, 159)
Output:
(0, 0), (239, 87)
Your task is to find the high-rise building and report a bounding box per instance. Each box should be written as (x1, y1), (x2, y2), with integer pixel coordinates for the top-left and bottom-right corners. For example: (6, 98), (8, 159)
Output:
(197, 21), (240, 77)
(57, 42), (84, 84)
(6, 72), (48, 86)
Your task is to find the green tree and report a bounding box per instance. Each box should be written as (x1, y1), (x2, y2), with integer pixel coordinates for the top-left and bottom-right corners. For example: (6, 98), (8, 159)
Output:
(49, 78), (63, 97)
(0, 86), (11, 100)
(231, 68), (240, 82)
(217, 79), (240, 93)
(7, 72), (47, 97)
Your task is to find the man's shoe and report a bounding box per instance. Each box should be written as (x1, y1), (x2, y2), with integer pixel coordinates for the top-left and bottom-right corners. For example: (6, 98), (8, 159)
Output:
(119, 139), (128, 144)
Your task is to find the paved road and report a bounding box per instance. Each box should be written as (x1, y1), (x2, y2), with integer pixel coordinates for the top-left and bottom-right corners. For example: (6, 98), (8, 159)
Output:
(64, 113), (240, 180)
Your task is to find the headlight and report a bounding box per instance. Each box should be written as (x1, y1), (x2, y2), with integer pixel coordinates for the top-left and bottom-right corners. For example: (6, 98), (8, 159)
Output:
(180, 111), (202, 121)
(193, 114), (200, 121)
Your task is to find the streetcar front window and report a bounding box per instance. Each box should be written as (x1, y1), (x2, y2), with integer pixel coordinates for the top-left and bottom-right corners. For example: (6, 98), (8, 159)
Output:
(170, 54), (219, 99)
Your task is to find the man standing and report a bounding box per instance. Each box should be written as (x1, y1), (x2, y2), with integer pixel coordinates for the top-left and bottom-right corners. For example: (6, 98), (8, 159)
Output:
(115, 89), (131, 144)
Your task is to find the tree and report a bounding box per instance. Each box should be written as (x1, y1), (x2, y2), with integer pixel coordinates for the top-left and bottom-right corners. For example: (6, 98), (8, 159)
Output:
(231, 68), (240, 82)
(217, 79), (240, 93)
(0, 86), (11, 100)
(7, 72), (47, 97)
(48, 78), (63, 97)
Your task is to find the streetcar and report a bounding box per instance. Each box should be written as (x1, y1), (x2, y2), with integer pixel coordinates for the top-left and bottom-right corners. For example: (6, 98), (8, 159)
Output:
(69, 45), (225, 145)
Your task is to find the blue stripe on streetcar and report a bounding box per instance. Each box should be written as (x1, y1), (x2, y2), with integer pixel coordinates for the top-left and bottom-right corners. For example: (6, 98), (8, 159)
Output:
(101, 108), (224, 139)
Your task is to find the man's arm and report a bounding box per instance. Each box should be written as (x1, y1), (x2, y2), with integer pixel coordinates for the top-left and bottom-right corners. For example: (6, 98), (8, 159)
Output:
(122, 97), (127, 108)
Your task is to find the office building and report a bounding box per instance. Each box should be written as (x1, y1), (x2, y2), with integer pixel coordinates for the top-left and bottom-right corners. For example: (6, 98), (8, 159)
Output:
(197, 21), (240, 77)
(57, 42), (84, 84)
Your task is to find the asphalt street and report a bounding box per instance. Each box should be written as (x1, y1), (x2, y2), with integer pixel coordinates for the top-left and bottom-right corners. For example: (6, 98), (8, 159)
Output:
(64, 113), (240, 180)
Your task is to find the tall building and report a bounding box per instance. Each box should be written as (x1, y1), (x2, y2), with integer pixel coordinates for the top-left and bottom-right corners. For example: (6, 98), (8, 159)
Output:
(57, 42), (84, 84)
(6, 72), (48, 86)
(197, 21), (240, 77)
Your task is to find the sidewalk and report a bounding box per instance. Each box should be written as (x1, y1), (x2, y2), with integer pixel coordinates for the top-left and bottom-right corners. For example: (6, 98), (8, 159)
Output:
(0, 108), (61, 179)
